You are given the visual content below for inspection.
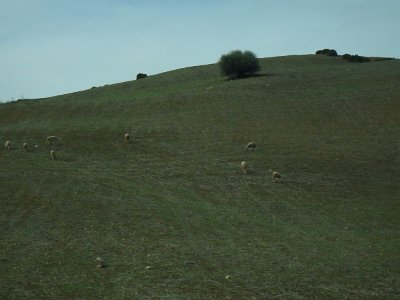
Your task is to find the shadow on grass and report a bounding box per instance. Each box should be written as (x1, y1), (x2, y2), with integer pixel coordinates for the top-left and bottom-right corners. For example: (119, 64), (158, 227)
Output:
(226, 73), (276, 81)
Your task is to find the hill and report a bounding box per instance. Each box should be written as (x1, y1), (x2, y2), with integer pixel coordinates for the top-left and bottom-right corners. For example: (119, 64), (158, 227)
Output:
(1, 55), (399, 299)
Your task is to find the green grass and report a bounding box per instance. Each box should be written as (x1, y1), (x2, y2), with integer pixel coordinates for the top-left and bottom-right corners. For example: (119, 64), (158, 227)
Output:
(1, 54), (399, 299)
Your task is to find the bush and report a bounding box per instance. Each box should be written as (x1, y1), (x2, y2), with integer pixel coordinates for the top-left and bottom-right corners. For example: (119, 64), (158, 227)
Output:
(315, 49), (332, 55)
(136, 73), (147, 80)
(373, 57), (395, 62)
(343, 54), (371, 63)
(315, 49), (338, 56)
(218, 50), (261, 78)
(326, 49), (338, 56)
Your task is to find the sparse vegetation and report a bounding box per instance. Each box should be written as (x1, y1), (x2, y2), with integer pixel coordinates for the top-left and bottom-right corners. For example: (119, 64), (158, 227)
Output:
(317, 49), (375, 63)
(342, 53), (351, 60)
(0, 55), (399, 299)
(343, 54), (371, 63)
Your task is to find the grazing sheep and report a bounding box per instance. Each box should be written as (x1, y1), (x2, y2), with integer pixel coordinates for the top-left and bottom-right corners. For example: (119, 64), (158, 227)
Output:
(34, 144), (39, 149)
(272, 171), (282, 182)
(22, 143), (29, 152)
(4, 140), (11, 150)
(46, 135), (60, 145)
(124, 133), (130, 142)
(50, 150), (56, 160)
(240, 161), (248, 174)
(95, 257), (106, 268)
(246, 142), (256, 151)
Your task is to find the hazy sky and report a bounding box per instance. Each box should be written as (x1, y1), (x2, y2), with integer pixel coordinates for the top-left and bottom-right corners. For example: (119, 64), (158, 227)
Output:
(1, 0), (399, 101)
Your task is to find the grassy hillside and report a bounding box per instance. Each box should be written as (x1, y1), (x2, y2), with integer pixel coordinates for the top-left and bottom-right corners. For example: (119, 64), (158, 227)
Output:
(1, 55), (399, 299)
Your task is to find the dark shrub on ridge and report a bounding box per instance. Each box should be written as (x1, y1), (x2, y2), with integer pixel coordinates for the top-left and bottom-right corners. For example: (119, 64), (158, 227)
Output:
(344, 54), (371, 63)
(326, 49), (338, 56)
(315, 49), (331, 55)
(218, 50), (261, 79)
(136, 73), (148, 80)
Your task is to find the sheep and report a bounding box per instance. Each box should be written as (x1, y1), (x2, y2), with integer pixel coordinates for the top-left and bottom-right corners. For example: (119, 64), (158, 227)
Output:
(4, 140), (11, 150)
(124, 133), (130, 142)
(34, 144), (39, 149)
(95, 257), (106, 268)
(50, 150), (56, 160)
(240, 161), (248, 174)
(246, 142), (256, 151)
(272, 171), (282, 182)
(46, 135), (61, 145)
(22, 143), (29, 152)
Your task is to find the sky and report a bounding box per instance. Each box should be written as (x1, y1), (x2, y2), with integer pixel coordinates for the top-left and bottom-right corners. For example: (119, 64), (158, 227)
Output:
(0, 0), (399, 101)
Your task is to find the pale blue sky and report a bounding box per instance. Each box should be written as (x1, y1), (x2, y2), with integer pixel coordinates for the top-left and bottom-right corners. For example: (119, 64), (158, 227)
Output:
(1, 0), (399, 101)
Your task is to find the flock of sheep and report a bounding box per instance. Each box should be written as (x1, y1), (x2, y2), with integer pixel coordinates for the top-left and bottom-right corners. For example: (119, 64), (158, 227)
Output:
(3, 135), (60, 160)
(241, 142), (282, 182)
(3, 135), (282, 182)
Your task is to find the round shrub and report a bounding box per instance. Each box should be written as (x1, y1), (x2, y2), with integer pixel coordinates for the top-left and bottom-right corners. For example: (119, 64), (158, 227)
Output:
(136, 73), (148, 80)
(326, 49), (338, 56)
(218, 50), (261, 79)
(315, 49), (331, 55)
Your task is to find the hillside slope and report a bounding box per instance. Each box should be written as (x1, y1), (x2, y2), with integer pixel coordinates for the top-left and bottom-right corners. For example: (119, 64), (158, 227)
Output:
(1, 55), (399, 299)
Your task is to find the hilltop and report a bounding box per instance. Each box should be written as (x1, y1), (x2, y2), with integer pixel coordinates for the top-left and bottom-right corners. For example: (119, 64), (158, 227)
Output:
(1, 55), (399, 299)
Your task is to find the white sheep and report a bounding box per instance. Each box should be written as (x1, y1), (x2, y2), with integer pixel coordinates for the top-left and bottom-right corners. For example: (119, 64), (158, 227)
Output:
(22, 143), (29, 152)
(50, 150), (56, 160)
(4, 140), (11, 150)
(272, 171), (282, 182)
(46, 136), (61, 145)
(95, 257), (106, 268)
(124, 133), (130, 142)
(240, 161), (248, 174)
(246, 142), (256, 151)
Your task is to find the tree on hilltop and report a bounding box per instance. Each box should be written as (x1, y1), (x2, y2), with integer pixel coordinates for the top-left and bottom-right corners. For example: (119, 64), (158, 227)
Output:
(218, 50), (261, 79)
